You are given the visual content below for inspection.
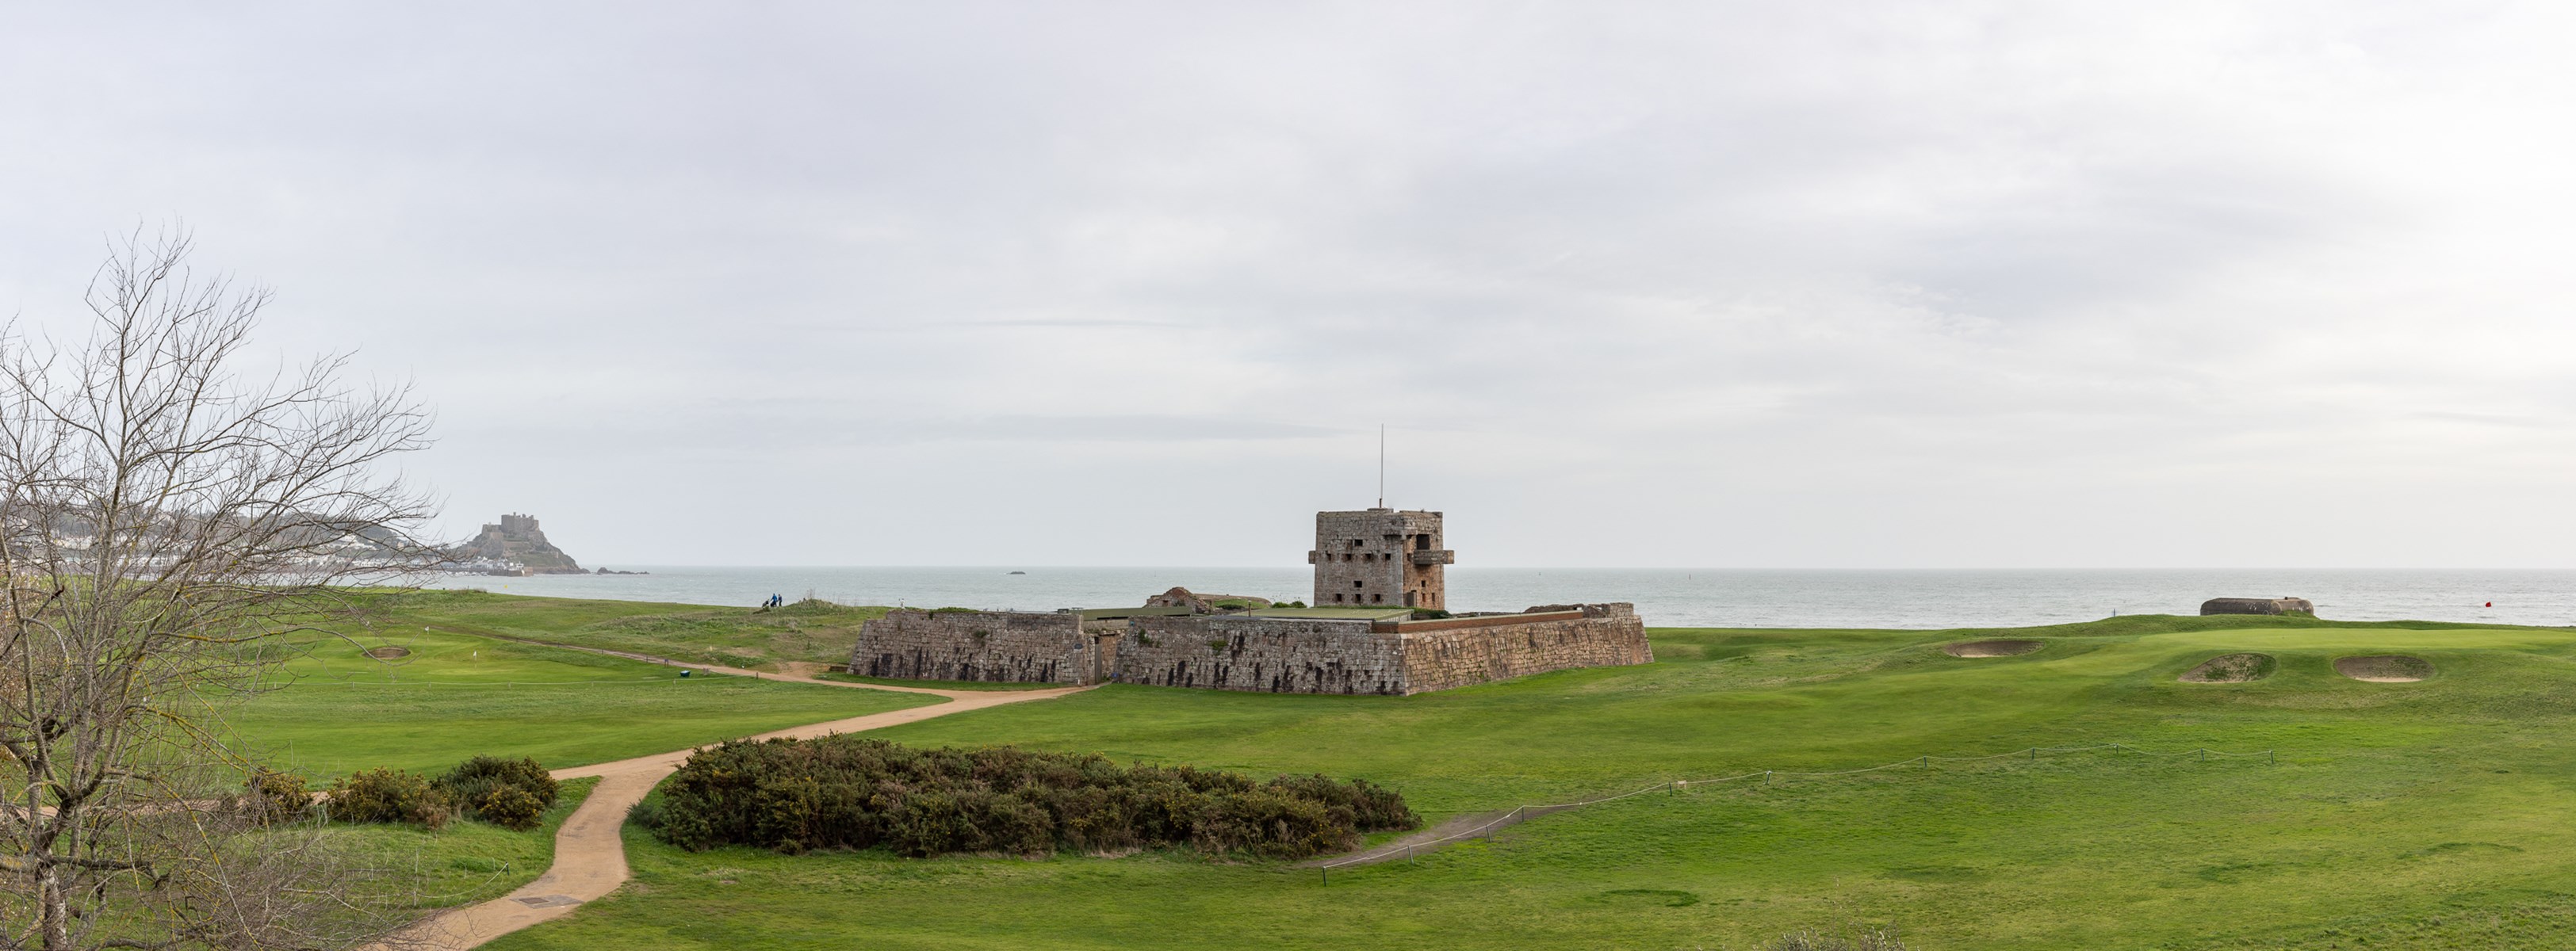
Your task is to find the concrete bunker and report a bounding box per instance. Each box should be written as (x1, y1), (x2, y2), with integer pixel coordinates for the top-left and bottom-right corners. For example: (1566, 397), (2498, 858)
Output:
(2201, 598), (2316, 616)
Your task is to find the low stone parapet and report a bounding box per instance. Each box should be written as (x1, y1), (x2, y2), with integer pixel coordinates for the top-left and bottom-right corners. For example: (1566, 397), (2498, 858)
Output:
(853, 609), (1095, 684)
(855, 604), (1655, 695)
(1398, 604), (1650, 693)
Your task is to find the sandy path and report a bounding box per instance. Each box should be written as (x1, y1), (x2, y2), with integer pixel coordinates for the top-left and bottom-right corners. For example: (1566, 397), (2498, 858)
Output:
(379, 654), (1085, 949)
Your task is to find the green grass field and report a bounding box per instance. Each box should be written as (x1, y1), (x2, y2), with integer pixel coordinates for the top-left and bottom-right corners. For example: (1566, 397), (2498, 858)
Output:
(219, 621), (937, 777)
(465, 612), (2576, 949)
(326, 777), (600, 913)
(368, 588), (890, 670)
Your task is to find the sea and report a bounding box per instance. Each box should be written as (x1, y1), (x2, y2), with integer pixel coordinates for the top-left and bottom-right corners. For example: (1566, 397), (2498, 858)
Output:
(423, 567), (2576, 630)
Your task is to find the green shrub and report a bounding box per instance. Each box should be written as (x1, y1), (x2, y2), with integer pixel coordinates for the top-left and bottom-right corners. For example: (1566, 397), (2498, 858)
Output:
(626, 793), (666, 832)
(241, 768), (311, 825)
(434, 755), (559, 830)
(473, 785), (547, 831)
(325, 768), (451, 828)
(652, 737), (1417, 859)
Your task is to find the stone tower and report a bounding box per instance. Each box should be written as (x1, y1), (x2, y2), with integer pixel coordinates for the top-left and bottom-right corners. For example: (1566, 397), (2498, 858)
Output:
(1308, 508), (1453, 609)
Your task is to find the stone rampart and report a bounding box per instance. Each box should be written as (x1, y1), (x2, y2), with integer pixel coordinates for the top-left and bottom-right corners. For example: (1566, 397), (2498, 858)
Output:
(853, 609), (1093, 684)
(1397, 603), (1652, 693)
(1108, 604), (1651, 695)
(1116, 617), (1400, 694)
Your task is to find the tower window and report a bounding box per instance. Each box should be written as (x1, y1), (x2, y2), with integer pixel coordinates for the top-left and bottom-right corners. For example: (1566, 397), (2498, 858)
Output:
(1353, 580), (1363, 588)
(1370, 593), (1382, 603)
(1415, 533), (1430, 550)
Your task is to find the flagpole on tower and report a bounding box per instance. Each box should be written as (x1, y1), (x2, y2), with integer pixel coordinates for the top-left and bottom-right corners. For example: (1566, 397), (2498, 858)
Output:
(1377, 424), (1386, 509)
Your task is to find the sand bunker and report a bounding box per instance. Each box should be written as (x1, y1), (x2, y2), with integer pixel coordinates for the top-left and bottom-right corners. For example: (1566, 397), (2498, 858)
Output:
(2180, 652), (2275, 683)
(1943, 640), (2042, 658)
(2335, 655), (2432, 682)
(363, 646), (411, 660)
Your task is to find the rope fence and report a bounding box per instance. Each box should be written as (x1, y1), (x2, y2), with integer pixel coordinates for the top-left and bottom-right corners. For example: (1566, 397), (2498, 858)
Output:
(1317, 741), (2275, 881)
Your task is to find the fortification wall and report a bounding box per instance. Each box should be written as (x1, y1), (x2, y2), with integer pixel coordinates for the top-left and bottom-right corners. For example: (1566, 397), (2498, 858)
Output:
(852, 609), (1093, 685)
(1116, 617), (1400, 694)
(1397, 604), (1652, 693)
(1112, 604), (1652, 695)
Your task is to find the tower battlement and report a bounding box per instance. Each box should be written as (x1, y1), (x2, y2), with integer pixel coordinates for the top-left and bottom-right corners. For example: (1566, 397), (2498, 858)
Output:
(1307, 508), (1453, 609)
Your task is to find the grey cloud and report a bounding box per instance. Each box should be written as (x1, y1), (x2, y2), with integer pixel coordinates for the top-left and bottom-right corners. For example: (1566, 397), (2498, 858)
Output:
(3, 2), (2573, 567)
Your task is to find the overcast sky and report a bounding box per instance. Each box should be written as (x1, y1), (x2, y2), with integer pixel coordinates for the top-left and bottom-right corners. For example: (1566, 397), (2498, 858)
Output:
(3, 3), (2572, 568)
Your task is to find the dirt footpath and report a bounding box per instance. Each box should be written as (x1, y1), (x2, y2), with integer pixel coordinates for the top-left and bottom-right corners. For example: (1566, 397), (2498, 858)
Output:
(378, 655), (1085, 949)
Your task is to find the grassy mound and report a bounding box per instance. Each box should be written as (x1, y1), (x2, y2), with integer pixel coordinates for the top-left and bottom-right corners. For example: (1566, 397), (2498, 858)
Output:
(1942, 639), (2042, 658)
(2334, 654), (2433, 682)
(2179, 652), (2276, 682)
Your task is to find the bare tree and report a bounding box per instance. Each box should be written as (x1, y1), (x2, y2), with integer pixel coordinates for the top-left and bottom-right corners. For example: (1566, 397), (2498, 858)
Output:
(0, 230), (437, 949)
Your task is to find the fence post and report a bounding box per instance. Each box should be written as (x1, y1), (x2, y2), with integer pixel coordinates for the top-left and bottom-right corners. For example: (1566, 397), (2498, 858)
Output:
(2029, 747), (2036, 762)
(2199, 747), (2206, 762)
(1920, 755), (1928, 770)
(2268, 750), (2276, 765)
(1321, 866), (1328, 886)
(1764, 770), (1772, 786)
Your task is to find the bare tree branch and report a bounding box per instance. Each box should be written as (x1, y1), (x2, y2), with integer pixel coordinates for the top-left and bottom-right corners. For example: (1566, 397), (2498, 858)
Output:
(0, 228), (440, 949)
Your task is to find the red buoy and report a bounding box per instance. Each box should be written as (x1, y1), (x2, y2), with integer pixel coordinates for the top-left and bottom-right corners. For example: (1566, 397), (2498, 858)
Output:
(2485, 602), (2494, 608)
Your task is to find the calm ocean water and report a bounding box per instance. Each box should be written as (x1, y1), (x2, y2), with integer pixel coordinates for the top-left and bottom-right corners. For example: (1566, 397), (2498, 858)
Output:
(423, 567), (2576, 630)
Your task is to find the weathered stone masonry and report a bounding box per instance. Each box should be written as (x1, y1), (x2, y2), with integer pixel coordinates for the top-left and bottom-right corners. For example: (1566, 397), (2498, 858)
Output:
(1120, 617), (1399, 693)
(852, 603), (1652, 695)
(1398, 604), (1650, 693)
(854, 609), (1091, 684)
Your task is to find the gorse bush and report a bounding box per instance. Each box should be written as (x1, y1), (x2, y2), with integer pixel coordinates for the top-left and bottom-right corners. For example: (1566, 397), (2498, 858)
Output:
(434, 755), (559, 831)
(324, 767), (451, 829)
(239, 768), (312, 825)
(642, 737), (1417, 858)
(321, 756), (561, 831)
(471, 785), (547, 831)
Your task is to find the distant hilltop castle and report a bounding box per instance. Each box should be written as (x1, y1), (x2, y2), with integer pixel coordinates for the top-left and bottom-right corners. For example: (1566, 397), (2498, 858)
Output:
(454, 514), (584, 575)
(852, 506), (1650, 695)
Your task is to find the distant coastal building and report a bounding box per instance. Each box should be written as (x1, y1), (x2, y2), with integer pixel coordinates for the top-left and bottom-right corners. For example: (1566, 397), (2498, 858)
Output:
(852, 506), (1649, 695)
(452, 514), (585, 575)
(2200, 597), (2315, 616)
